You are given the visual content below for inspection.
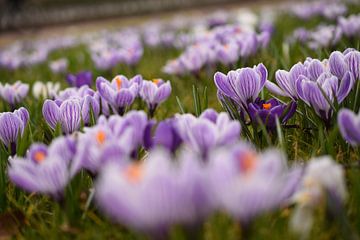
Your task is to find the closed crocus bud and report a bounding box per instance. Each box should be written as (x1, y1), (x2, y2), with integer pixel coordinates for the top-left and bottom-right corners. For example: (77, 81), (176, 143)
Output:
(338, 108), (360, 146)
(32, 81), (60, 99)
(345, 49), (360, 80)
(329, 51), (348, 80)
(60, 99), (82, 134)
(0, 107), (29, 155)
(42, 100), (61, 130)
(214, 63), (268, 109)
(81, 95), (100, 125)
(66, 71), (93, 88)
(139, 79), (172, 117)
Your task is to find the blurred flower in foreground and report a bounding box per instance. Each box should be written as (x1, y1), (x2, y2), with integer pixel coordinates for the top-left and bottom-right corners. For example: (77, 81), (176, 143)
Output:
(0, 107), (29, 155)
(0, 81), (29, 108)
(96, 148), (211, 235)
(8, 136), (76, 199)
(139, 79), (172, 117)
(174, 109), (241, 158)
(32, 81), (60, 99)
(49, 58), (68, 74)
(208, 143), (302, 223)
(248, 98), (297, 130)
(338, 108), (360, 146)
(290, 156), (346, 237)
(66, 71), (93, 88)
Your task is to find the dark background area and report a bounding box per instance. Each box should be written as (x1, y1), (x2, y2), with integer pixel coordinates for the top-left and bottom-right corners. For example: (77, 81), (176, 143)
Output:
(0, 0), (249, 31)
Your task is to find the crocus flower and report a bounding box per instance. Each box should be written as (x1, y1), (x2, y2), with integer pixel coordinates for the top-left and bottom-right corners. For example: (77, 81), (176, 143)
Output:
(49, 58), (68, 73)
(329, 49), (360, 81)
(214, 63), (268, 108)
(32, 81), (60, 99)
(8, 136), (76, 199)
(0, 107), (29, 154)
(208, 143), (302, 223)
(96, 75), (142, 115)
(139, 79), (172, 117)
(42, 98), (82, 134)
(96, 148), (211, 235)
(174, 109), (241, 158)
(296, 71), (354, 122)
(290, 156), (346, 236)
(338, 108), (360, 146)
(248, 98), (297, 130)
(0, 81), (29, 108)
(66, 71), (93, 88)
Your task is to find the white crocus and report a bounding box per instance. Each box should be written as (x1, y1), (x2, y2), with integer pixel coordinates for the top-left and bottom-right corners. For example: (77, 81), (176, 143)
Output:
(32, 81), (60, 99)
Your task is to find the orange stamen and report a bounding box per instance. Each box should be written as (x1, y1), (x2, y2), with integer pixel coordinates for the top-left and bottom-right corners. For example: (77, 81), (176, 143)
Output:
(115, 77), (122, 90)
(262, 103), (272, 110)
(239, 151), (257, 174)
(152, 79), (161, 85)
(34, 151), (46, 163)
(124, 163), (143, 183)
(96, 130), (106, 145)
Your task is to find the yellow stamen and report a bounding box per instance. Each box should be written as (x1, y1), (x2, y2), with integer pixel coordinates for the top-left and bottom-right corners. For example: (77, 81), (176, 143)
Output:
(124, 163), (143, 183)
(96, 130), (106, 145)
(115, 77), (122, 90)
(262, 103), (272, 110)
(34, 151), (46, 163)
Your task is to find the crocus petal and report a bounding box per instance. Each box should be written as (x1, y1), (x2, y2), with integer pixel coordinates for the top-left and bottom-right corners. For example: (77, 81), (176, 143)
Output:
(338, 109), (360, 145)
(329, 51), (347, 79)
(42, 100), (60, 129)
(337, 72), (354, 103)
(214, 72), (234, 98)
(60, 99), (82, 134)
(265, 81), (288, 97)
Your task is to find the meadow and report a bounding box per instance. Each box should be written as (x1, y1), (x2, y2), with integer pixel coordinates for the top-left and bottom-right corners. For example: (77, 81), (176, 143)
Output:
(0, 1), (360, 239)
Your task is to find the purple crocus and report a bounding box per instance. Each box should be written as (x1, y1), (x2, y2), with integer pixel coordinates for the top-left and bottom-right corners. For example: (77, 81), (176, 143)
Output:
(0, 107), (29, 155)
(296, 71), (354, 122)
(139, 79), (172, 117)
(95, 148), (211, 235)
(66, 71), (93, 88)
(248, 98), (297, 130)
(330, 49), (360, 81)
(214, 63), (268, 108)
(174, 109), (241, 158)
(96, 75), (142, 115)
(8, 136), (76, 199)
(42, 98), (82, 134)
(338, 108), (360, 146)
(0, 81), (29, 108)
(208, 143), (302, 223)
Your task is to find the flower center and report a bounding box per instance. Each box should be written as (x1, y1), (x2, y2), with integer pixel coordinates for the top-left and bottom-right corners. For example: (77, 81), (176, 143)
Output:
(152, 78), (161, 85)
(115, 77), (122, 90)
(96, 130), (106, 145)
(238, 151), (257, 174)
(34, 151), (46, 163)
(262, 103), (272, 110)
(124, 163), (143, 183)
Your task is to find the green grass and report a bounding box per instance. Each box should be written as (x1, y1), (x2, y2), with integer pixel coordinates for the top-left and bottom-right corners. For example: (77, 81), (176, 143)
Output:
(1, 5), (360, 239)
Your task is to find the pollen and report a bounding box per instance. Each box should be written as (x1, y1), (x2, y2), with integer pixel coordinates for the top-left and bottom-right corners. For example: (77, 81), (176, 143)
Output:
(115, 77), (122, 90)
(34, 151), (46, 163)
(262, 103), (272, 110)
(96, 130), (106, 145)
(239, 151), (257, 174)
(152, 78), (161, 85)
(124, 163), (143, 183)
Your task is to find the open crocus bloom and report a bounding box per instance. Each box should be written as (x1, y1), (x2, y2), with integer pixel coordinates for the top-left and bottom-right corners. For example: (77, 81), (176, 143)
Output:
(248, 98), (297, 130)
(96, 74), (142, 115)
(214, 63), (268, 108)
(139, 79), (172, 115)
(0, 81), (29, 107)
(208, 143), (302, 223)
(8, 136), (76, 199)
(95, 148), (211, 234)
(338, 108), (360, 146)
(174, 109), (241, 158)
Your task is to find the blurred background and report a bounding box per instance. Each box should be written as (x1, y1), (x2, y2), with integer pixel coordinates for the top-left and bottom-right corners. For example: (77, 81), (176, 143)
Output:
(0, 0), (257, 31)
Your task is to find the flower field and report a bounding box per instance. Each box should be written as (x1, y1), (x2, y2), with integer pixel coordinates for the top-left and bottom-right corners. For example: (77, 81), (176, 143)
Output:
(1, 1), (360, 239)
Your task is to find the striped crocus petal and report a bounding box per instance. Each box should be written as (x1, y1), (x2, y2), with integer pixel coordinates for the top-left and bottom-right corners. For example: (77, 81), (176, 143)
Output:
(338, 108), (360, 146)
(42, 100), (61, 130)
(60, 99), (82, 134)
(0, 112), (23, 147)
